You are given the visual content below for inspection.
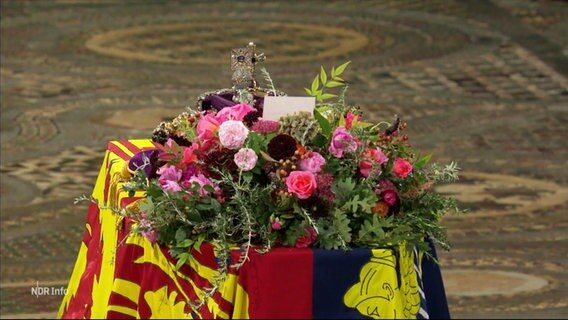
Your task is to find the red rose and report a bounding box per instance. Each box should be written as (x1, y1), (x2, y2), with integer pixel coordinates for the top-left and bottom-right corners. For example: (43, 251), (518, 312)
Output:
(393, 158), (413, 178)
(286, 171), (317, 199)
(295, 228), (317, 248)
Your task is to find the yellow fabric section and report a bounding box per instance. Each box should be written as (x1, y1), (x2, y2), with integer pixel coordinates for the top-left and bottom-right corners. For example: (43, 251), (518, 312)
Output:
(122, 234), (237, 319)
(107, 305), (139, 318)
(57, 149), (111, 318)
(58, 140), (157, 318)
(143, 286), (190, 319)
(111, 279), (141, 304)
(343, 244), (422, 319)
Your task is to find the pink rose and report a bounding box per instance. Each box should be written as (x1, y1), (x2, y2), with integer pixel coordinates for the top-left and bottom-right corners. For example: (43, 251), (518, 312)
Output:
(359, 147), (388, 177)
(393, 158), (413, 178)
(295, 227), (317, 248)
(217, 103), (256, 121)
(285, 171), (317, 199)
(382, 190), (398, 206)
(234, 148), (258, 171)
(345, 112), (360, 129)
(298, 152), (326, 173)
(218, 120), (249, 150)
(197, 113), (221, 140)
(329, 127), (358, 158)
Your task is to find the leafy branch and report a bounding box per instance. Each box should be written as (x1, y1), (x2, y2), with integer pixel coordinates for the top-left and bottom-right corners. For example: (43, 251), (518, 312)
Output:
(304, 61), (351, 103)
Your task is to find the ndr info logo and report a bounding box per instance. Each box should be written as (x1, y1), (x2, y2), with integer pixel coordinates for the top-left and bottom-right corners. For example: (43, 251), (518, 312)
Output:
(31, 281), (67, 298)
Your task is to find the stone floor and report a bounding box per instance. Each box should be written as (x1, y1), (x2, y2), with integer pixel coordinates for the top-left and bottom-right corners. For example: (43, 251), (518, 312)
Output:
(1, 0), (567, 318)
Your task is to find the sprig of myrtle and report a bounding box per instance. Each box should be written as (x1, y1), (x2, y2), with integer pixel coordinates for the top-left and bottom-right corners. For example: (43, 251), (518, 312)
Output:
(305, 61), (351, 103)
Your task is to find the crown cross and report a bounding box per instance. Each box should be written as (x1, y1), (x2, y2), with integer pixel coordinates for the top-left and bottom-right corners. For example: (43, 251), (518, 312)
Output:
(231, 42), (265, 89)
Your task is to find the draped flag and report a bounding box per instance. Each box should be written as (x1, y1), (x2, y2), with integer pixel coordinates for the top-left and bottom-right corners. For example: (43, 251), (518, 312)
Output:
(58, 139), (448, 319)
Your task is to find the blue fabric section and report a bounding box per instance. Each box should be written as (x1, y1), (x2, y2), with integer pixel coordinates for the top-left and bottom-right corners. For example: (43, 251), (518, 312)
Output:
(312, 248), (372, 319)
(422, 239), (451, 319)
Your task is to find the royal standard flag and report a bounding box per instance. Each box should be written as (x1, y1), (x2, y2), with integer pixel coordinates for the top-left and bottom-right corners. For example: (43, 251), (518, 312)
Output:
(58, 140), (450, 319)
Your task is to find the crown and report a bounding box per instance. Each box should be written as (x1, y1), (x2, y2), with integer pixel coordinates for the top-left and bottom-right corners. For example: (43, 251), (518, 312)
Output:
(153, 43), (286, 145)
(195, 42), (286, 112)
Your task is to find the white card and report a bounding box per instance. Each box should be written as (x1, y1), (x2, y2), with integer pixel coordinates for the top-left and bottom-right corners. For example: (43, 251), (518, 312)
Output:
(262, 96), (316, 121)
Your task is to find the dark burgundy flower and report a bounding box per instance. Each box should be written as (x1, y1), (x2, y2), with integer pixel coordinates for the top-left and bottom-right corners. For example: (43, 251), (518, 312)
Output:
(267, 134), (297, 160)
(299, 196), (331, 218)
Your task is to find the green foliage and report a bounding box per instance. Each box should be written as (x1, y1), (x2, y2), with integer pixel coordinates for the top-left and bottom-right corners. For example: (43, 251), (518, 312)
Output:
(305, 61), (351, 103)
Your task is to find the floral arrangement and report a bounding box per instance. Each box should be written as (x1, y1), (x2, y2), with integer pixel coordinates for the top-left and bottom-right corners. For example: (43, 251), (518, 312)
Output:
(121, 62), (460, 275)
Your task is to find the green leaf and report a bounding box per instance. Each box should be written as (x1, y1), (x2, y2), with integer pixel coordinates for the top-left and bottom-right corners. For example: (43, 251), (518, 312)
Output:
(415, 154), (432, 170)
(304, 87), (313, 96)
(178, 239), (193, 248)
(175, 252), (190, 270)
(325, 80), (344, 88)
(210, 198), (221, 212)
(203, 184), (215, 194)
(196, 203), (212, 211)
(242, 172), (253, 184)
(260, 151), (277, 162)
(193, 233), (206, 253)
(138, 198), (154, 214)
(311, 134), (328, 148)
(175, 227), (187, 243)
(314, 109), (332, 137)
(320, 66), (328, 85)
(311, 76), (320, 93)
(334, 61), (351, 77)
(319, 93), (337, 101)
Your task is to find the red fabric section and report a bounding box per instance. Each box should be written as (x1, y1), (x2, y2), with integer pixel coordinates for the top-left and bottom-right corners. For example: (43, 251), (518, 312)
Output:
(107, 141), (132, 161)
(240, 247), (314, 319)
(61, 203), (103, 319)
(118, 139), (144, 155)
(107, 292), (139, 314)
(107, 310), (136, 319)
(103, 152), (112, 204)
